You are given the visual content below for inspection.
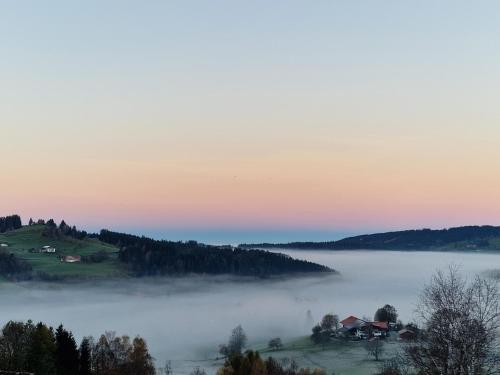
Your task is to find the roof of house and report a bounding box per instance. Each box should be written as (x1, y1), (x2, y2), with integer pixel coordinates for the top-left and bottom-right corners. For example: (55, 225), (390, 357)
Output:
(62, 255), (81, 261)
(340, 316), (366, 329)
(371, 321), (389, 330)
(398, 328), (415, 335)
(340, 315), (361, 325)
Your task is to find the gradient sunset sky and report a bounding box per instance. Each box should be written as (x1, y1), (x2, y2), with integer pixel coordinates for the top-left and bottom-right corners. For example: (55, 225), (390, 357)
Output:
(2, 1), (500, 243)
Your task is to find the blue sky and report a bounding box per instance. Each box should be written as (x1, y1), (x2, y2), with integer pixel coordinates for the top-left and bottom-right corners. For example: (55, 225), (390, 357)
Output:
(2, 1), (500, 243)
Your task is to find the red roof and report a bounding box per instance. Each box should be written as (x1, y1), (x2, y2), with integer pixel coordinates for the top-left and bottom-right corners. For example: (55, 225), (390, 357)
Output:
(371, 321), (388, 330)
(340, 316), (362, 326)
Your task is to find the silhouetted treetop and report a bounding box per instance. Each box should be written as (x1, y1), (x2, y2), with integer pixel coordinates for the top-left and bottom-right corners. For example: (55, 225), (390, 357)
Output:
(0, 215), (22, 233)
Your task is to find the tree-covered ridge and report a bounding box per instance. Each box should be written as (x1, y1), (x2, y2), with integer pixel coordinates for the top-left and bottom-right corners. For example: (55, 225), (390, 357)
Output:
(99, 230), (333, 277)
(0, 215), (22, 233)
(0, 215), (333, 281)
(38, 219), (89, 240)
(0, 320), (155, 375)
(239, 225), (500, 250)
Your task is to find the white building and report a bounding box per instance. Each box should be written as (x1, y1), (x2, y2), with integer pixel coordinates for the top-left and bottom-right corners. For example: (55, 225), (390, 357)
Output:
(40, 246), (56, 253)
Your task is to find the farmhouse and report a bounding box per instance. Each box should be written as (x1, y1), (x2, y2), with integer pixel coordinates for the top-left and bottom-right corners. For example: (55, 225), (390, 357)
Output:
(398, 328), (416, 341)
(60, 255), (81, 263)
(0, 243), (8, 248)
(31, 245), (56, 253)
(340, 316), (365, 330)
(339, 315), (389, 339)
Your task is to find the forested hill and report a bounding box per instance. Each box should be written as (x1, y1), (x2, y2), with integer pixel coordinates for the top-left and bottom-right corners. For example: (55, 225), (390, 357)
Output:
(0, 214), (333, 282)
(98, 230), (333, 277)
(239, 226), (500, 251)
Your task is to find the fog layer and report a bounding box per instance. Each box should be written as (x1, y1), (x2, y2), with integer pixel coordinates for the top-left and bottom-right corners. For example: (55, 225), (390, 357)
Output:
(1, 250), (499, 373)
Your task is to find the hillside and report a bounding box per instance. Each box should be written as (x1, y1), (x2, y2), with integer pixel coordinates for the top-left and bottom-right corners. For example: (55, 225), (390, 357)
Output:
(239, 226), (500, 251)
(0, 224), (126, 280)
(0, 220), (334, 282)
(98, 229), (333, 277)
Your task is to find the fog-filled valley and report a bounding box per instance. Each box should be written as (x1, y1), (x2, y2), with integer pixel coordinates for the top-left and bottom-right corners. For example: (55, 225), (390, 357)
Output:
(1, 249), (500, 373)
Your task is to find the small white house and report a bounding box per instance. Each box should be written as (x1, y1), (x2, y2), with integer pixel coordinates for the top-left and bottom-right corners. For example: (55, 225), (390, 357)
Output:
(40, 246), (56, 253)
(31, 245), (56, 254)
(0, 243), (8, 248)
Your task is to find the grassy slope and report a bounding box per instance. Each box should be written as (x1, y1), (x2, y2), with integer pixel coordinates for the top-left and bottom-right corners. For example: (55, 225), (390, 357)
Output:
(0, 225), (128, 279)
(436, 241), (500, 251)
(253, 335), (402, 375)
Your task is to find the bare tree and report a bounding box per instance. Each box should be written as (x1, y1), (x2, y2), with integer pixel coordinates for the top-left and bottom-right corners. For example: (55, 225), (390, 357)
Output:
(365, 338), (384, 361)
(375, 355), (412, 375)
(374, 305), (398, 323)
(332, 314), (340, 331)
(190, 367), (207, 375)
(407, 266), (500, 374)
(157, 361), (173, 375)
(223, 325), (247, 355)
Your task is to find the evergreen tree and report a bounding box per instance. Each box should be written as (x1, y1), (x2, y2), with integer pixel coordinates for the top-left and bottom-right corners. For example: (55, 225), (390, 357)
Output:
(26, 323), (56, 375)
(55, 325), (79, 375)
(79, 337), (92, 375)
(0, 215), (22, 233)
(0, 320), (155, 375)
(99, 229), (331, 277)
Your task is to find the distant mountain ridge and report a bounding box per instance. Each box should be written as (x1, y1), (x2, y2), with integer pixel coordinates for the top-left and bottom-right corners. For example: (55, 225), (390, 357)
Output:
(239, 226), (500, 251)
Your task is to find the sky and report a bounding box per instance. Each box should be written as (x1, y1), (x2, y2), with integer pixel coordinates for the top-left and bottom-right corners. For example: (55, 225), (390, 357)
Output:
(1, 1), (500, 243)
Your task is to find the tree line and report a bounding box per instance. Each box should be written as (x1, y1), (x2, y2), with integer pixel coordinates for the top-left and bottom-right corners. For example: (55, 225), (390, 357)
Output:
(0, 215), (333, 279)
(0, 320), (155, 375)
(98, 230), (333, 277)
(0, 215), (90, 241)
(0, 215), (22, 233)
(33, 219), (89, 241)
(217, 325), (324, 375)
(218, 351), (325, 375)
(239, 225), (500, 250)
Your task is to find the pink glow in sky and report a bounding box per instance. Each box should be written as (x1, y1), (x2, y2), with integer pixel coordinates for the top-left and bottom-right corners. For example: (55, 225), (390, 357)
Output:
(2, 1), (500, 237)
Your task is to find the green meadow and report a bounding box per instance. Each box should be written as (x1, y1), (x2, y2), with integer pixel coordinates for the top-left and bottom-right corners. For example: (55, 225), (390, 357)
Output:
(192, 335), (403, 375)
(255, 335), (402, 375)
(0, 225), (128, 279)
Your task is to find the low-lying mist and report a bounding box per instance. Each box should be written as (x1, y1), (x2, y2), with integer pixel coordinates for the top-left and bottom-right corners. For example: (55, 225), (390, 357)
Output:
(1, 249), (499, 373)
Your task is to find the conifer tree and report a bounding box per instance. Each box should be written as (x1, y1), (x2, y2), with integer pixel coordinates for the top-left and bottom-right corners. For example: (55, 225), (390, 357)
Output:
(55, 325), (79, 375)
